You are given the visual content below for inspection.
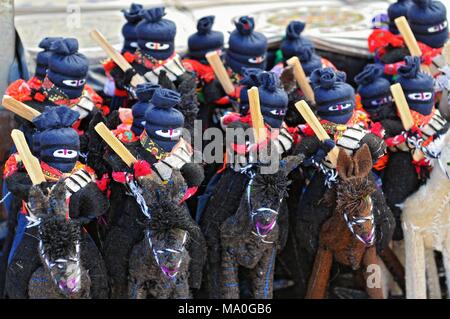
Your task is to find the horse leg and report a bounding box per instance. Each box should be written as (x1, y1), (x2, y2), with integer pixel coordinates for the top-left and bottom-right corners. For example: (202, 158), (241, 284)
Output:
(378, 245), (405, 294)
(362, 246), (384, 299)
(306, 247), (333, 299)
(403, 224), (426, 299)
(173, 278), (192, 299)
(425, 248), (442, 299)
(128, 277), (147, 299)
(221, 248), (240, 299)
(252, 247), (276, 299)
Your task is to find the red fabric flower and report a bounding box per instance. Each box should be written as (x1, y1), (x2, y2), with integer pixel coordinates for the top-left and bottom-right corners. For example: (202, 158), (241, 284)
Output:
(179, 186), (198, 204)
(133, 160), (153, 178)
(5, 79), (32, 102)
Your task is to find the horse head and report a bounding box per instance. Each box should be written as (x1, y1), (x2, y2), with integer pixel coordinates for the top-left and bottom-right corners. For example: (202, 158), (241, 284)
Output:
(244, 155), (301, 240)
(138, 172), (198, 280)
(335, 144), (376, 247)
(28, 180), (84, 296)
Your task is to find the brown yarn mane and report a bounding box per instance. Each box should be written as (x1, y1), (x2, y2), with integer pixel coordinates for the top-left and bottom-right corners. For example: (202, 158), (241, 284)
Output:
(335, 177), (375, 217)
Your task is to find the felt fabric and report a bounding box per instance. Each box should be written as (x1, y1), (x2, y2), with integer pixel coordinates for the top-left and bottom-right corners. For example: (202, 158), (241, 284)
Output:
(408, 0), (448, 48)
(258, 72), (288, 129)
(32, 106), (80, 173)
(396, 56), (435, 115)
(225, 16), (268, 75)
(136, 7), (176, 61)
(131, 83), (161, 136)
(239, 67), (264, 115)
(188, 16), (224, 64)
(311, 68), (356, 124)
(144, 88), (184, 152)
(47, 38), (89, 99)
(354, 64), (393, 116)
(280, 21), (322, 76)
(388, 0), (412, 34)
(121, 3), (144, 54)
(35, 37), (63, 80)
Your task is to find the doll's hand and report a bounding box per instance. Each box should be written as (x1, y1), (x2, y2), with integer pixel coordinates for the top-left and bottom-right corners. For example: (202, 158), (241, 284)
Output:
(303, 139), (335, 167)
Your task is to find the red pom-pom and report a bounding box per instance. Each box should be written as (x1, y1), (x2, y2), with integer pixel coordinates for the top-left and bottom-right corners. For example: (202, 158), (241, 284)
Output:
(133, 160), (153, 178)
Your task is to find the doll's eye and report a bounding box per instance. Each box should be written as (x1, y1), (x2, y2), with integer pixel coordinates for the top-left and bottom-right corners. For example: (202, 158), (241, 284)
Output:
(145, 42), (170, 50)
(53, 149), (78, 158)
(248, 56), (265, 64)
(328, 103), (352, 111)
(427, 21), (448, 33)
(270, 109), (286, 116)
(408, 92), (433, 101)
(130, 42), (138, 48)
(62, 79), (86, 87)
(371, 96), (392, 106)
(155, 128), (182, 139)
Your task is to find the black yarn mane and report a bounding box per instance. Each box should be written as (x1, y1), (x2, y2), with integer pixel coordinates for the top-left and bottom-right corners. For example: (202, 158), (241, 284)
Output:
(39, 216), (81, 261)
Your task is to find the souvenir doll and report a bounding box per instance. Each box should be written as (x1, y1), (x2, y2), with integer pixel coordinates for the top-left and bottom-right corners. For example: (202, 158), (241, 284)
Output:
(290, 67), (396, 297)
(225, 16), (268, 80)
(379, 56), (448, 240)
(354, 64), (396, 124)
(6, 38), (106, 159)
(277, 21), (336, 128)
(368, 0), (447, 77)
(199, 71), (292, 298)
(27, 37), (62, 92)
(182, 16), (228, 130)
(3, 107), (109, 298)
(99, 86), (205, 298)
(103, 3), (143, 108)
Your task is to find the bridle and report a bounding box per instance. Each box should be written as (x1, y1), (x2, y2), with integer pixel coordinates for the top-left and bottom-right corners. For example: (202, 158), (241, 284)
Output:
(145, 229), (187, 278)
(241, 165), (283, 244)
(343, 196), (376, 247)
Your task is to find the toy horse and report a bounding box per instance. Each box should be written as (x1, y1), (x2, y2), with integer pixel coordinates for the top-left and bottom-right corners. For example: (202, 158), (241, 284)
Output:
(127, 174), (203, 299)
(5, 181), (109, 299)
(402, 130), (450, 299)
(306, 145), (384, 299)
(219, 156), (301, 299)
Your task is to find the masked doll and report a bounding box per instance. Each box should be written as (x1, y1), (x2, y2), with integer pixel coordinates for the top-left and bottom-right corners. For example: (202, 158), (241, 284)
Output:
(354, 64), (396, 124)
(3, 106), (109, 298)
(183, 16), (230, 131)
(289, 67), (395, 297)
(225, 16), (267, 82)
(368, 0), (447, 77)
(27, 37), (63, 91)
(103, 3), (143, 108)
(376, 56), (449, 240)
(277, 21), (337, 128)
(6, 38), (106, 160)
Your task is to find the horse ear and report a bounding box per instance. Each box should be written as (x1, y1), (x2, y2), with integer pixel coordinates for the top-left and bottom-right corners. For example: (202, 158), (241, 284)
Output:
(353, 144), (373, 177)
(336, 148), (353, 180)
(28, 185), (48, 217)
(49, 179), (68, 217)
